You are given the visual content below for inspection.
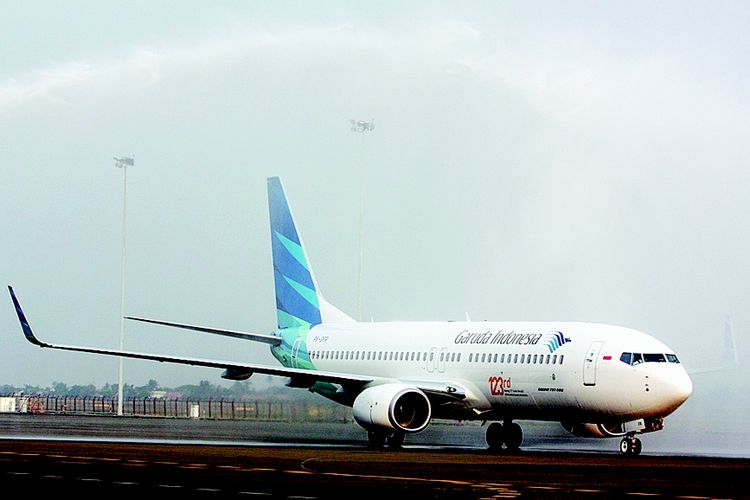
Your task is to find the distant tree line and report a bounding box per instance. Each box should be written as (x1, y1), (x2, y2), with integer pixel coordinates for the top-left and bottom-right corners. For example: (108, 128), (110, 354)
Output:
(0, 379), (294, 400)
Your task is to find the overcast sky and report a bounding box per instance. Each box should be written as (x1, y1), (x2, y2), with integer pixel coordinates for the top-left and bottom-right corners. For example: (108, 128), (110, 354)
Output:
(1, 0), (748, 416)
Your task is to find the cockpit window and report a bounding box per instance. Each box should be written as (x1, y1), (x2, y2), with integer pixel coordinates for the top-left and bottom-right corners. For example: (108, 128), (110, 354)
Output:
(621, 352), (676, 365)
(644, 353), (666, 363)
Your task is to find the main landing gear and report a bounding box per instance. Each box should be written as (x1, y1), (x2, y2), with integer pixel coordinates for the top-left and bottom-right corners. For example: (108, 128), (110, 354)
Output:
(367, 430), (405, 449)
(486, 421), (523, 453)
(619, 434), (642, 456)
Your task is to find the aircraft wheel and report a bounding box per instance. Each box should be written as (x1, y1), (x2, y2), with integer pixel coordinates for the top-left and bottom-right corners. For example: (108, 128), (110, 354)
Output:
(486, 422), (504, 452)
(631, 437), (642, 456)
(368, 430), (386, 449)
(504, 422), (523, 452)
(387, 432), (405, 449)
(619, 436), (642, 456)
(619, 437), (631, 454)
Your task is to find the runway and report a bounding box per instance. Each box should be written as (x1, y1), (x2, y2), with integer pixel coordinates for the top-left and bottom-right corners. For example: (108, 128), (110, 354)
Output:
(0, 414), (747, 498)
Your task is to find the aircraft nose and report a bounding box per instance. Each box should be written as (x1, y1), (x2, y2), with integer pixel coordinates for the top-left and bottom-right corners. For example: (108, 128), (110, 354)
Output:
(661, 367), (693, 410)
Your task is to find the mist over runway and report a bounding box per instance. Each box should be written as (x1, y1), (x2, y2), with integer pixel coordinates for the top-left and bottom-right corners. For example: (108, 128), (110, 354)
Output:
(0, 418), (747, 499)
(0, 412), (746, 458)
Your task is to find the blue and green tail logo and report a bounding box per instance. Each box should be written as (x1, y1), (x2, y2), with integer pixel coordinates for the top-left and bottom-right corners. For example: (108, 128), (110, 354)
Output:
(267, 177), (322, 330)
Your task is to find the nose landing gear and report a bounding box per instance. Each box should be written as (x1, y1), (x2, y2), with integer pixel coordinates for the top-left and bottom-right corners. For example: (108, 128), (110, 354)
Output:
(619, 435), (642, 456)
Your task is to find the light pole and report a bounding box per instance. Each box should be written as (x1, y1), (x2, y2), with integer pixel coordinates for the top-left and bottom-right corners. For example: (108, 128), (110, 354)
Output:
(114, 155), (134, 415)
(349, 120), (374, 321)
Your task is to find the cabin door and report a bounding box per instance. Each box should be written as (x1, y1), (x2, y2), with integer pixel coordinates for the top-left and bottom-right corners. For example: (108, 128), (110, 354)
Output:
(583, 341), (604, 386)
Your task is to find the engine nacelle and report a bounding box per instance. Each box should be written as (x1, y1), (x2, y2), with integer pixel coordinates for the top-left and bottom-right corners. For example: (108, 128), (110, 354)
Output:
(561, 422), (627, 438)
(352, 384), (431, 433)
(562, 418), (660, 438)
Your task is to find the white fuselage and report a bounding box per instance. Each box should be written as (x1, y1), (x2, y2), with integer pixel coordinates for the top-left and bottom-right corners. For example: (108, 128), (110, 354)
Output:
(304, 321), (692, 424)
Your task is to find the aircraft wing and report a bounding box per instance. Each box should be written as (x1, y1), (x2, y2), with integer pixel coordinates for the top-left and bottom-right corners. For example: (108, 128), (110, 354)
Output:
(8, 286), (372, 387)
(9, 286), (477, 403)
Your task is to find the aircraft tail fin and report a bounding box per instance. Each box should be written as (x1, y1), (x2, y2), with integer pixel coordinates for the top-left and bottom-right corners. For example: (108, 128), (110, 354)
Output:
(267, 177), (354, 329)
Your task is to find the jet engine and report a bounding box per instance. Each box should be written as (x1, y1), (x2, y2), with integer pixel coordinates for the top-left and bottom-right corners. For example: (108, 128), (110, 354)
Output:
(561, 422), (627, 438)
(561, 418), (662, 438)
(352, 384), (431, 433)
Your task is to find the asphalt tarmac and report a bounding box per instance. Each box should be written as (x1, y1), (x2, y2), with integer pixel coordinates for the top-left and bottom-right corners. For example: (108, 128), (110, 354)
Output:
(0, 414), (747, 499)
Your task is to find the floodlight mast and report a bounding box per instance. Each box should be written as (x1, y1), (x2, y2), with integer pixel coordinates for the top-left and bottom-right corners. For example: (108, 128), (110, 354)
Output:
(349, 120), (374, 321)
(114, 155), (133, 416)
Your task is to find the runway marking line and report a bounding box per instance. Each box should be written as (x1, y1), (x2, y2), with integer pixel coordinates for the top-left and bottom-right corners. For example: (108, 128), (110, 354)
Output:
(574, 489), (605, 493)
(179, 463), (209, 469)
(244, 468), (276, 472)
(76, 477), (103, 482)
(284, 470), (314, 475)
(321, 471), (477, 488)
(626, 493), (662, 497)
(155, 461), (179, 465)
(237, 492), (273, 496)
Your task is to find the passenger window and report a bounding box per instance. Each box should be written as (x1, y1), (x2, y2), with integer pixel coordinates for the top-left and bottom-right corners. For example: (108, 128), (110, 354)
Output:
(520, 354), (525, 364)
(552, 354), (557, 364)
(469, 353), (473, 362)
(513, 354), (518, 364)
(533, 354), (538, 364)
(559, 355), (565, 364)
(620, 352), (633, 365)
(546, 354), (550, 364)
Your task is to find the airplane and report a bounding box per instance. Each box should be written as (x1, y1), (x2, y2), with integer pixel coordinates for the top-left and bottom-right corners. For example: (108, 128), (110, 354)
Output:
(8, 176), (693, 455)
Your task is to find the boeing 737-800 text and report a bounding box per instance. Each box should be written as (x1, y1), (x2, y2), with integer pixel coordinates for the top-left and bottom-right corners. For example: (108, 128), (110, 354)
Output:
(9, 176), (692, 455)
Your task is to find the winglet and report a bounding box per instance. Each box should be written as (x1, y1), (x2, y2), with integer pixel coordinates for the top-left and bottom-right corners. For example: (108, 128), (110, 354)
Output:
(7, 286), (47, 347)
